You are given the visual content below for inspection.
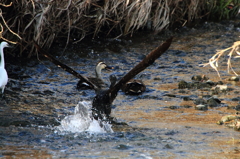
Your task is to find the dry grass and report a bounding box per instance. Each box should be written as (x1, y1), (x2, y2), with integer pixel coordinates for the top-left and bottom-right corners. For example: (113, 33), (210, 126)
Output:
(200, 41), (240, 78)
(0, 0), (239, 56)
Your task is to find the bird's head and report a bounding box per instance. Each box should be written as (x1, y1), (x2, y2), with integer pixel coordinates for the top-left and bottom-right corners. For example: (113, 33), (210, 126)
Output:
(1, 42), (11, 48)
(97, 62), (114, 71)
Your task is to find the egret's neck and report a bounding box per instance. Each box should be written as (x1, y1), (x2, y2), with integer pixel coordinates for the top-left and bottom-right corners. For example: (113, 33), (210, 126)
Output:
(0, 44), (5, 68)
(95, 67), (103, 81)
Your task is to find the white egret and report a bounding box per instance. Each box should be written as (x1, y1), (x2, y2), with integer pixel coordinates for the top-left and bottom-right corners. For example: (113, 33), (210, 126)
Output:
(0, 41), (10, 95)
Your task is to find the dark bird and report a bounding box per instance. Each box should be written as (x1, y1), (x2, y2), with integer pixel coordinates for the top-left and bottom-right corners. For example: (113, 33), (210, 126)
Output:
(109, 74), (117, 88)
(34, 37), (173, 120)
(77, 62), (113, 89)
(121, 79), (146, 95)
(92, 37), (173, 119)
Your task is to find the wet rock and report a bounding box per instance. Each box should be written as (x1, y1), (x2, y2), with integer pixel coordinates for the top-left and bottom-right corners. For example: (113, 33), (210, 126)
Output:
(206, 80), (215, 86)
(183, 105), (192, 108)
(153, 77), (161, 80)
(226, 120), (240, 131)
(217, 81), (224, 85)
(194, 98), (207, 105)
(164, 94), (176, 97)
(163, 144), (174, 149)
(169, 106), (179, 109)
(182, 96), (191, 101)
(195, 104), (208, 110)
(191, 75), (209, 81)
(228, 76), (239, 81)
(207, 97), (221, 107)
(214, 85), (228, 91)
(178, 80), (215, 90)
(235, 105), (240, 111)
(232, 97), (240, 101)
(211, 85), (228, 94)
(178, 80), (189, 89)
(217, 114), (240, 125)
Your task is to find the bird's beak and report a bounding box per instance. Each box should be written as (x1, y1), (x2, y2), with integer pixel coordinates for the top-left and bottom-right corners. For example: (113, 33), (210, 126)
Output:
(6, 44), (13, 48)
(105, 65), (114, 71)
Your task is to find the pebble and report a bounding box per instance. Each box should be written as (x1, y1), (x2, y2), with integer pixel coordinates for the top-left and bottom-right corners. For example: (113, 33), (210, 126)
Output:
(178, 80), (189, 89)
(207, 97), (221, 107)
(212, 85), (228, 92)
(191, 75), (209, 81)
(228, 76), (239, 81)
(194, 98), (207, 105)
(195, 104), (208, 110)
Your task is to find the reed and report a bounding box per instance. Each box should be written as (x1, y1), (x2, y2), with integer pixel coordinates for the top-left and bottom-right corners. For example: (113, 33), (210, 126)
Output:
(200, 41), (240, 78)
(0, 0), (239, 56)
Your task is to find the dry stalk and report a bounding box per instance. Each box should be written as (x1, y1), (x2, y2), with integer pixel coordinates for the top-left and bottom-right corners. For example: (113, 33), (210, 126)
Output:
(0, 2), (12, 7)
(0, 2), (21, 44)
(200, 41), (240, 77)
(0, 0), (239, 56)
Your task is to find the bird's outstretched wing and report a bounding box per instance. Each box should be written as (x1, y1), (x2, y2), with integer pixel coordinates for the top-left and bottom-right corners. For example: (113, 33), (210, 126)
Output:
(33, 41), (98, 90)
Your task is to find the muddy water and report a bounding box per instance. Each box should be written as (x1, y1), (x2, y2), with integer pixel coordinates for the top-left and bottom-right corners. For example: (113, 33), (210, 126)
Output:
(1, 19), (240, 158)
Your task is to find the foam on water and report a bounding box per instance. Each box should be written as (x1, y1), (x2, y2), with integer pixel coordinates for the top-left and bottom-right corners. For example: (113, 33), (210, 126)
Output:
(56, 101), (113, 133)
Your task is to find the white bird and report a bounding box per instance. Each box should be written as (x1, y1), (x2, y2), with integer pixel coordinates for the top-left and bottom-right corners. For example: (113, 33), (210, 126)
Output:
(0, 41), (10, 95)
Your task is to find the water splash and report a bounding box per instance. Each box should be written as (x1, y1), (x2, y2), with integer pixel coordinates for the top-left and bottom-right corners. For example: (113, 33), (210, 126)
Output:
(56, 101), (113, 133)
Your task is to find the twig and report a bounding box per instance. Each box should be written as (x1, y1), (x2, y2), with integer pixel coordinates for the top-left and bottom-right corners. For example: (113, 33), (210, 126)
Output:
(200, 41), (240, 77)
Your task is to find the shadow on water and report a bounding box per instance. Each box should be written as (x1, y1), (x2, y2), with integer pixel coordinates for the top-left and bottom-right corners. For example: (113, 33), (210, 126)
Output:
(1, 19), (240, 158)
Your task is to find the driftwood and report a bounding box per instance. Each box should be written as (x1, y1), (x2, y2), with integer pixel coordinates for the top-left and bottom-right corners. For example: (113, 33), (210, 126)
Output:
(34, 37), (173, 120)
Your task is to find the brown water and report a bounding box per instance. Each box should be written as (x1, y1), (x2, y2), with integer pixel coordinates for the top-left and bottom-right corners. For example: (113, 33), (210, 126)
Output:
(1, 19), (240, 158)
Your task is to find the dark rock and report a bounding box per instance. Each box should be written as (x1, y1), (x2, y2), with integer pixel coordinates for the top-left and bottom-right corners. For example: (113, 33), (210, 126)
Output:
(153, 77), (161, 80)
(178, 80), (189, 89)
(232, 97), (240, 101)
(228, 76), (239, 81)
(207, 97), (220, 107)
(194, 98), (207, 105)
(169, 106), (179, 109)
(235, 105), (240, 111)
(182, 96), (191, 101)
(163, 144), (174, 149)
(183, 105), (192, 108)
(164, 94), (176, 97)
(191, 75), (209, 81)
(206, 80), (215, 86)
(217, 81), (224, 85)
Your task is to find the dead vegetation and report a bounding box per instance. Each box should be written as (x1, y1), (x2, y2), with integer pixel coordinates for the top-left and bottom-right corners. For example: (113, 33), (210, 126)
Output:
(201, 41), (240, 78)
(0, 0), (239, 56)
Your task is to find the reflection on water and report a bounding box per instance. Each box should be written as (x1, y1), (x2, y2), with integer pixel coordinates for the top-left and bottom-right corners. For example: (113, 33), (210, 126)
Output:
(1, 19), (240, 158)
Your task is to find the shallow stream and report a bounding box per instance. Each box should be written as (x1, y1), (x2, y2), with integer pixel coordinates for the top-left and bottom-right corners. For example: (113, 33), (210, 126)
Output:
(1, 19), (240, 158)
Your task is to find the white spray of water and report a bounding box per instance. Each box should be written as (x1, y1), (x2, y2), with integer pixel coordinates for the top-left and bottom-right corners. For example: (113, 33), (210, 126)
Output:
(56, 101), (113, 133)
